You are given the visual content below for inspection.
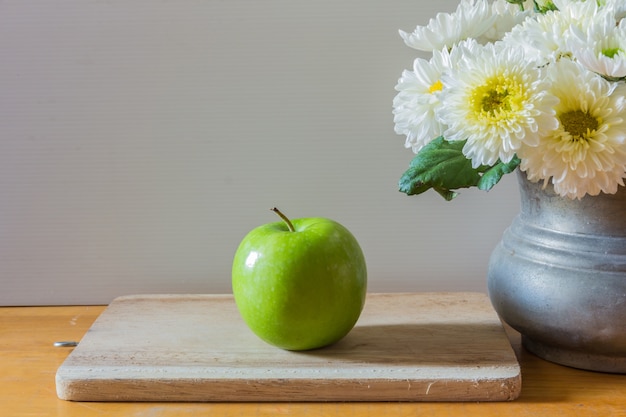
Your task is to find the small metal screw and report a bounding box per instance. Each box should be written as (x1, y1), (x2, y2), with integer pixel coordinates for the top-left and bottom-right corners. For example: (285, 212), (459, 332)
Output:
(54, 341), (78, 347)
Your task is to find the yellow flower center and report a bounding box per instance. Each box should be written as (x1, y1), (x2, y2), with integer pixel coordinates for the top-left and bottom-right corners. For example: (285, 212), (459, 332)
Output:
(470, 75), (523, 121)
(429, 80), (443, 94)
(560, 110), (599, 141)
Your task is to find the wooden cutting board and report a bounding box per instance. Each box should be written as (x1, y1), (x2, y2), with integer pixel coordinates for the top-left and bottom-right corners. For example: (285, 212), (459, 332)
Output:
(56, 293), (521, 402)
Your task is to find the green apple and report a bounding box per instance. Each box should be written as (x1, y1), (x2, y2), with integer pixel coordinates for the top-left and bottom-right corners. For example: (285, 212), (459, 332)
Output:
(232, 208), (367, 351)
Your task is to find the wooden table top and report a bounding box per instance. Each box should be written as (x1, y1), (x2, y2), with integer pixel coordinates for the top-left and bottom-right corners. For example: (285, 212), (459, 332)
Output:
(1, 303), (625, 416)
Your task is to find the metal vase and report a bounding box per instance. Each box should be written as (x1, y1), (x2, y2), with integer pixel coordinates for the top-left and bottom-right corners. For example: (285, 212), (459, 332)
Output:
(487, 170), (626, 373)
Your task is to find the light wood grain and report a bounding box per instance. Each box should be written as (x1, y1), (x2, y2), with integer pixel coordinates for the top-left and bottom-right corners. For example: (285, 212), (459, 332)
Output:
(55, 293), (520, 402)
(2, 301), (626, 416)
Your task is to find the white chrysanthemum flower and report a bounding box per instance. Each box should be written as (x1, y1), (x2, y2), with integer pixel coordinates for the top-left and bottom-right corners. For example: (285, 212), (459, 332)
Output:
(476, 0), (533, 44)
(553, 0), (598, 8)
(503, 0), (599, 65)
(393, 48), (455, 153)
(605, 0), (626, 21)
(553, 0), (601, 25)
(569, 14), (626, 79)
(437, 41), (559, 168)
(518, 60), (626, 199)
(399, 0), (495, 51)
(502, 12), (566, 65)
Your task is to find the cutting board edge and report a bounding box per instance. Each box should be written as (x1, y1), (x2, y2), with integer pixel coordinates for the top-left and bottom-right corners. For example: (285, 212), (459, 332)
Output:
(56, 371), (522, 402)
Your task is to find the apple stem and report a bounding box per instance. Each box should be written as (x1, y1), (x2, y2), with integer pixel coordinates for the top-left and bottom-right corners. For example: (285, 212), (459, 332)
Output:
(270, 207), (295, 232)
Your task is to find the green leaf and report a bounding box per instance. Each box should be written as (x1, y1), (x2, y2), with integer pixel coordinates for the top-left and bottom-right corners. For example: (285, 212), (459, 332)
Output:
(398, 137), (482, 201)
(477, 156), (521, 191)
(533, 0), (558, 13)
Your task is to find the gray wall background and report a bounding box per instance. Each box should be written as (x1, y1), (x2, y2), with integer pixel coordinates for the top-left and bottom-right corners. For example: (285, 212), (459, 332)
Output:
(1, 0), (520, 305)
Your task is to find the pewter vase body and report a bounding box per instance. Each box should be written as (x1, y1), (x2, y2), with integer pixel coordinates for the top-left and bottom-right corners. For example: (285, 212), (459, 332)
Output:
(488, 170), (626, 373)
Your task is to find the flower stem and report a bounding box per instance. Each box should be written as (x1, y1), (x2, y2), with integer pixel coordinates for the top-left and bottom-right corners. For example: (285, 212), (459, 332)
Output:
(270, 207), (295, 232)
(507, 0), (524, 11)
